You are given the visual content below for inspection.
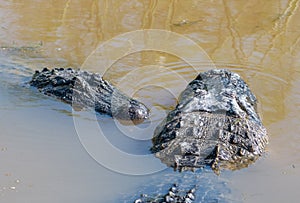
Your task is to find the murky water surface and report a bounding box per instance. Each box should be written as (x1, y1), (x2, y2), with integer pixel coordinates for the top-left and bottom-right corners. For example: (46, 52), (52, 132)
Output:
(1, 1), (300, 202)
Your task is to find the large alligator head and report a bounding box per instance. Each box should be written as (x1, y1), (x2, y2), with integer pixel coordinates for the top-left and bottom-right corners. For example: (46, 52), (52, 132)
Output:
(151, 69), (268, 173)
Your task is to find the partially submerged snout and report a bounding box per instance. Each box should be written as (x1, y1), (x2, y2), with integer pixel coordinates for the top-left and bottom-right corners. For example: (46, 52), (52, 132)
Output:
(128, 100), (149, 120)
(112, 99), (150, 122)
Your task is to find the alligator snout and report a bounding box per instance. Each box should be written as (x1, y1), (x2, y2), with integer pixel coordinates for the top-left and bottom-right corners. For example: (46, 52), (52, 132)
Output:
(128, 102), (149, 120)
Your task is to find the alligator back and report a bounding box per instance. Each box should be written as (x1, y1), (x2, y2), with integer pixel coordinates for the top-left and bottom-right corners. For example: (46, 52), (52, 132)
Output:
(151, 69), (268, 173)
(30, 68), (149, 121)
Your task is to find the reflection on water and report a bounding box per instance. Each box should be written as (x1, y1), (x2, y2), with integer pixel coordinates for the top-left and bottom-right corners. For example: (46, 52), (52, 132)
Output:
(0, 0), (300, 202)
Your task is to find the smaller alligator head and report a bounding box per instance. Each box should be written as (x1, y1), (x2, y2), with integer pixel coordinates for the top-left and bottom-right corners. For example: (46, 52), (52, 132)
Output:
(30, 67), (150, 122)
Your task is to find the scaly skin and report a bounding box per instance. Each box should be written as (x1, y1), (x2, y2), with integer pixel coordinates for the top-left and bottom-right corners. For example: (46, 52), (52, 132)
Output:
(134, 69), (268, 203)
(134, 184), (196, 203)
(151, 69), (268, 173)
(30, 68), (149, 121)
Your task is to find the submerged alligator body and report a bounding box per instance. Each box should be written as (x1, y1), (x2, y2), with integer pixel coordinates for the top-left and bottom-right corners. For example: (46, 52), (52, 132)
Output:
(134, 182), (197, 203)
(30, 68), (149, 121)
(135, 69), (268, 202)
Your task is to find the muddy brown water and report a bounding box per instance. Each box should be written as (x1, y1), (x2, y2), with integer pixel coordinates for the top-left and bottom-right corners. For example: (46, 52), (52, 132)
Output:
(0, 1), (300, 202)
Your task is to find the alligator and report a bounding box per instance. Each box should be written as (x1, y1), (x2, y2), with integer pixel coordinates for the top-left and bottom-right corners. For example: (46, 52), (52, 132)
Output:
(134, 182), (197, 203)
(29, 68), (268, 202)
(30, 68), (149, 121)
(134, 69), (268, 202)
